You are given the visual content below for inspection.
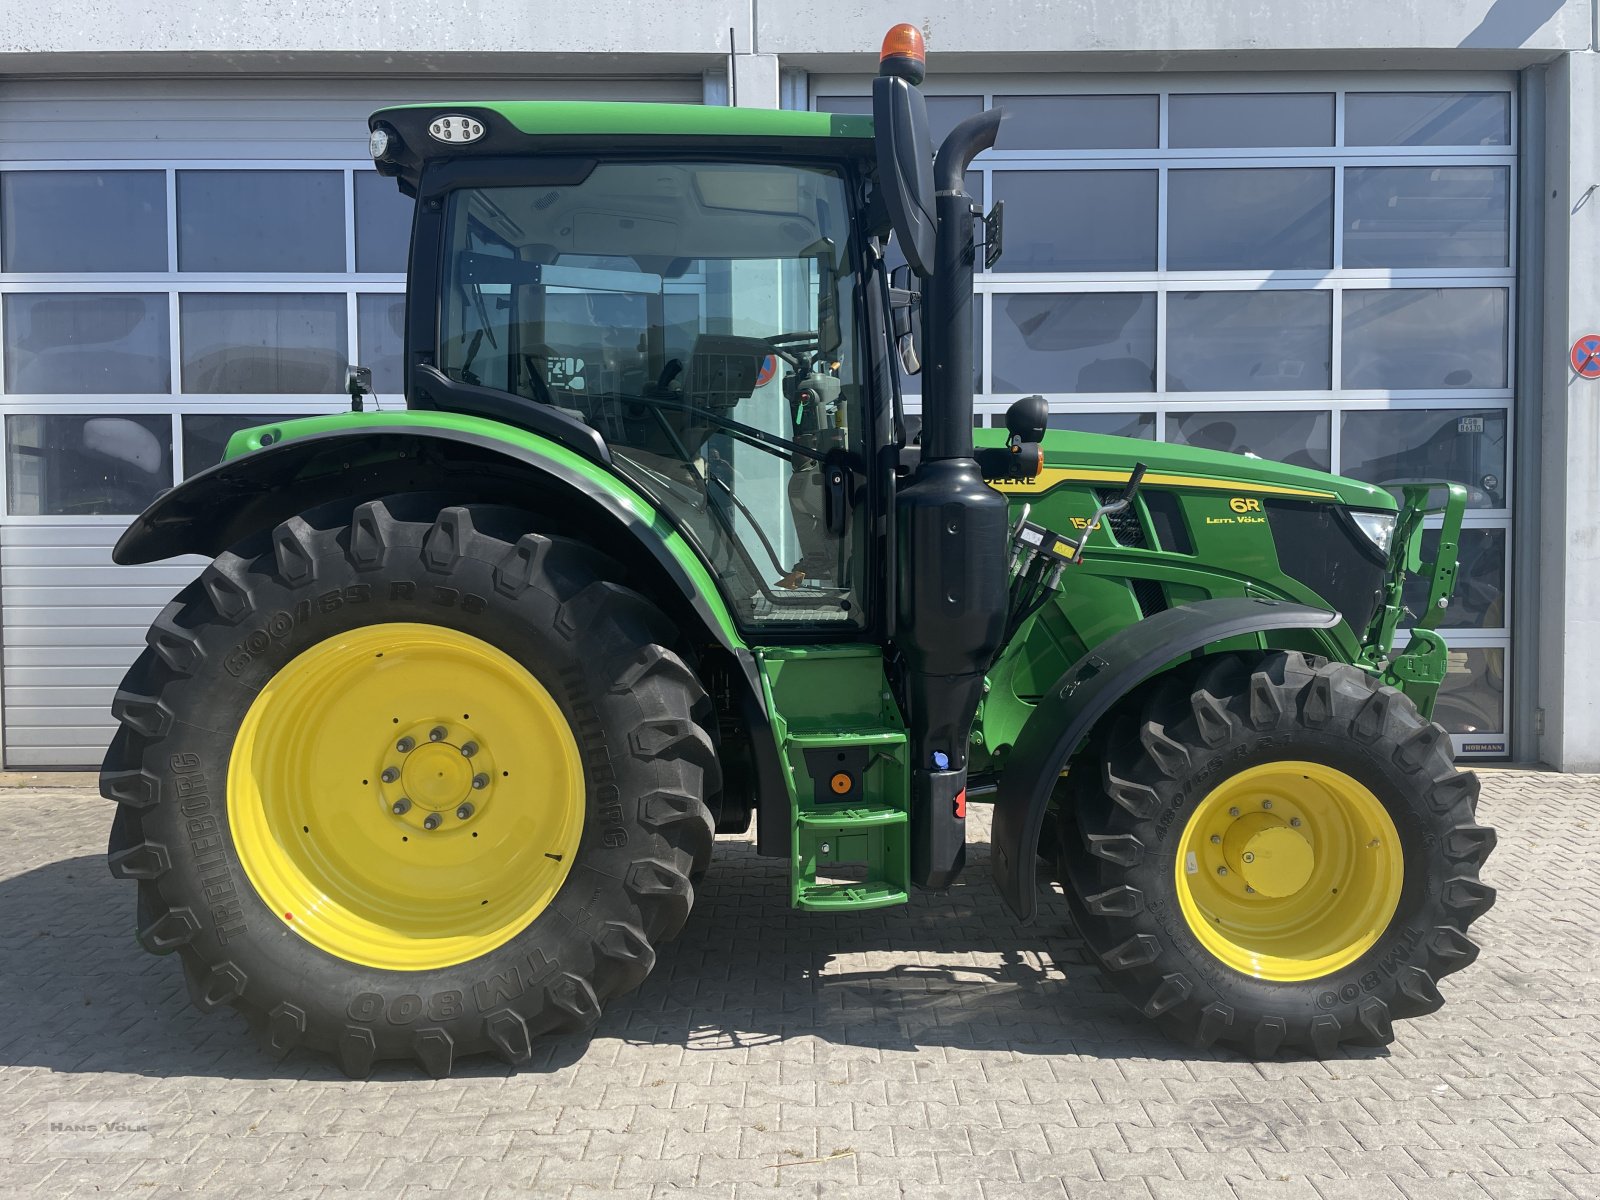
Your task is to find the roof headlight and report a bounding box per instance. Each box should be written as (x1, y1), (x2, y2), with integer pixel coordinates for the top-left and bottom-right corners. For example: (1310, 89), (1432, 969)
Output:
(368, 127), (391, 160)
(1350, 510), (1396, 555)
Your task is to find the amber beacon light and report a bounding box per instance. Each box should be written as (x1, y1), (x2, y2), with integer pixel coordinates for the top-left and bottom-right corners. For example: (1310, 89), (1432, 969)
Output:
(879, 23), (927, 84)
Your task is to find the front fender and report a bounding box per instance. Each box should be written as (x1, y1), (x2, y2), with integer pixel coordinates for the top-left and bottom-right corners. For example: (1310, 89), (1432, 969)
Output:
(114, 412), (744, 654)
(990, 597), (1342, 921)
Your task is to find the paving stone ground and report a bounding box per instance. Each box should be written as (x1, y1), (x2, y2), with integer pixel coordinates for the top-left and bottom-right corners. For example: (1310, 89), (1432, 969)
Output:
(0, 770), (1597, 1198)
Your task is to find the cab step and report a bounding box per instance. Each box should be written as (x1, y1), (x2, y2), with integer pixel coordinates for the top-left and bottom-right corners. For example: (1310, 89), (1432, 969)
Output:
(753, 647), (913, 913)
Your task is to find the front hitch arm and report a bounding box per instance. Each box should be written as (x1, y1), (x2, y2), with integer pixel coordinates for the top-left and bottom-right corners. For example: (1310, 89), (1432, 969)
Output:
(1365, 481), (1468, 718)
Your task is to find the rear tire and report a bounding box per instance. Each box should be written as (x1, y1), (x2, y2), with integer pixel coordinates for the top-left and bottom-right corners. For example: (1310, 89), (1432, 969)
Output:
(1058, 651), (1495, 1058)
(103, 497), (717, 1077)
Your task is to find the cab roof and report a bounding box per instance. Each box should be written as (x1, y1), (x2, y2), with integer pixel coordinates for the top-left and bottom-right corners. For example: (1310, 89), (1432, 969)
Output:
(368, 101), (876, 194)
(376, 100), (874, 141)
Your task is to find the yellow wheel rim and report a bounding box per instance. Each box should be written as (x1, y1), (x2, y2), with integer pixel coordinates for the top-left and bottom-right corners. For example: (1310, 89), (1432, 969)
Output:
(228, 623), (585, 971)
(1174, 761), (1403, 982)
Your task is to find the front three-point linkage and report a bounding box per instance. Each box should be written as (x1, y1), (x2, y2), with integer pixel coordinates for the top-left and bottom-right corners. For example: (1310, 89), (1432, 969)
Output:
(1000, 464), (1148, 648)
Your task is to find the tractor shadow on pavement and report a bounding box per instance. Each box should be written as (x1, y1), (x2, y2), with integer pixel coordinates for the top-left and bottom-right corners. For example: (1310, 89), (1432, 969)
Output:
(0, 836), (1388, 1080)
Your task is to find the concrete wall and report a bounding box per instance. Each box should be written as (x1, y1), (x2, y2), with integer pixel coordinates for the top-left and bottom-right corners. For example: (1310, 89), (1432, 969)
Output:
(761, 0), (1590, 68)
(1535, 49), (1600, 770)
(1, 0), (1588, 67)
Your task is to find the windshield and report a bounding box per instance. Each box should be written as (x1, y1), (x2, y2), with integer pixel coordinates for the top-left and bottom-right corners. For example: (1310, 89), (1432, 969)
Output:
(438, 160), (868, 629)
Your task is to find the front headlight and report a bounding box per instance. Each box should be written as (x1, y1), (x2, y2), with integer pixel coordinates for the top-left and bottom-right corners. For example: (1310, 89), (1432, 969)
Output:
(1350, 510), (1397, 555)
(369, 127), (391, 160)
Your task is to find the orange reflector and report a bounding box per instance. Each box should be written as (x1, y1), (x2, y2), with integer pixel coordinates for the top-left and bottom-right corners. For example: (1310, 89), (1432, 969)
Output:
(830, 772), (853, 795)
(880, 23), (926, 67)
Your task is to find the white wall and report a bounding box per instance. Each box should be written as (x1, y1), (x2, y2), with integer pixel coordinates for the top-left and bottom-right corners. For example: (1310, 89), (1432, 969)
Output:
(1536, 49), (1600, 770)
(1, 0), (1588, 63)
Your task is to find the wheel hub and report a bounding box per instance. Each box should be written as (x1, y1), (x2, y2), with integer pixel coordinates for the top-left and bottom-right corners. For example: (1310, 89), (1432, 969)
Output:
(1221, 811), (1315, 897)
(380, 721), (494, 831)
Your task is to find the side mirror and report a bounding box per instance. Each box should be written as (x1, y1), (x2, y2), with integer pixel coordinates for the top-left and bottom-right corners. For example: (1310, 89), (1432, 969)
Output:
(1005, 394), (1049, 444)
(871, 74), (936, 278)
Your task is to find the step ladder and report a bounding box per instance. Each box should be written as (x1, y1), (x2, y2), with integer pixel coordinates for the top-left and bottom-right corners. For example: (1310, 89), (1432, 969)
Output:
(754, 647), (912, 912)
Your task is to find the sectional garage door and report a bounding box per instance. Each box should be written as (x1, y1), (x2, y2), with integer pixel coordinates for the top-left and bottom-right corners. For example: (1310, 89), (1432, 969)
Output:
(815, 72), (1519, 758)
(0, 75), (701, 766)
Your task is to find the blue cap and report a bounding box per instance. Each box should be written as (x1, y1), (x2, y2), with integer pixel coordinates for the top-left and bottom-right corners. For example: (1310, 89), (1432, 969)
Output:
(932, 751), (950, 770)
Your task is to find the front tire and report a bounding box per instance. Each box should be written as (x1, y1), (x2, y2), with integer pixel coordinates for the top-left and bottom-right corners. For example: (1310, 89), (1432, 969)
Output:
(1059, 651), (1495, 1057)
(103, 498), (717, 1077)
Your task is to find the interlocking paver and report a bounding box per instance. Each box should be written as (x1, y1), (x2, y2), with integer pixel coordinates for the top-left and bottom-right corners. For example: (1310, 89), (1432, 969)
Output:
(0, 769), (1597, 1196)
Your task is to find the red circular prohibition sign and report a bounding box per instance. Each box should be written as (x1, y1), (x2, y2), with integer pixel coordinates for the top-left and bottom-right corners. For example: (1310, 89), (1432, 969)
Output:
(1572, 334), (1600, 379)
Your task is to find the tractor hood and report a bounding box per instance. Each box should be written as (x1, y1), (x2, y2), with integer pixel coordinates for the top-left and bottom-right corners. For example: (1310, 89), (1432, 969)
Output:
(972, 426), (1396, 511)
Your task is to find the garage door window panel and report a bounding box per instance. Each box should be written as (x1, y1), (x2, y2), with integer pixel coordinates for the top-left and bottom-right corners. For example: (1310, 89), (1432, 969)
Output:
(356, 294), (406, 394)
(1341, 288), (1508, 390)
(1345, 92), (1511, 147)
(992, 170), (1157, 272)
(1167, 409), (1331, 473)
(177, 170), (345, 273)
(1433, 647), (1505, 736)
(1045, 411), (1156, 439)
(355, 171), (414, 274)
(1343, 166), (1509, 269)
(993, 95), (1158, 150)
(1401, 527), (1506, 631)
(2, 293), (171, 394)
(1167, 168), (1333, 271)
(1166, 290), (1331, 392)
(1, 171), (168, 273)
(991, 292), (1156, 394)
(1168, 93), (1334, 148)
(179, 293), (348, 394)
(6, 413), (172, 515)
(1339, 408), (1507, 509)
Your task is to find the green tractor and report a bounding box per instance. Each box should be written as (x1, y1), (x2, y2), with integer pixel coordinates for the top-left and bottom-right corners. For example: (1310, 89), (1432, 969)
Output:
(102, 26), (1494, 1076)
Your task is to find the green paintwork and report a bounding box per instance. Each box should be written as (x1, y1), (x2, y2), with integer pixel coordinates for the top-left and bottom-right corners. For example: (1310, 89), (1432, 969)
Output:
(1383, 629), (1450, 718)
(374, 101), (874, 143)
(1365, 481), (1467, 671)
(754, 646), (911, 911)
(967, 426), (1445, 781)
(971, 426), (1396, 510)
(222, 410), (745, 649)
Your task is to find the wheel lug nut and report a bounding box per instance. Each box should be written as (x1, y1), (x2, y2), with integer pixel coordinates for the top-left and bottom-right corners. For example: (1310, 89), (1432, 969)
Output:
(472, 773), (489, 790)
(1290, 817), (1302, 828)
(422, 812), (442, 830)
(1245, 885), (1256, 894)
(460, 741), (478, 758)
(381, 766), (400, 784)
(391, 797), (411, 815)
(1216, 866), (1228, 876)
(397, 736), (415, 753)
(1228, 806), (1241, 818)
(429, 726), (447, 742)
(1261, 800), (1273, 810)
(1210, 834), (1221, 845)
(456, 803), (474, 820)
(1242, 851), (1255, 864)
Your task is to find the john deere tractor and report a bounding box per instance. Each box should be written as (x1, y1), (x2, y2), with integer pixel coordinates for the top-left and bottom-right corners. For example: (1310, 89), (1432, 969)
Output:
(102, 26), (1494, 1076)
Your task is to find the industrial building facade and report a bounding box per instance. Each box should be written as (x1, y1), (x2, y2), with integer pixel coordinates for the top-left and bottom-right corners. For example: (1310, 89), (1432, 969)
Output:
(0, 0), (1595, 767)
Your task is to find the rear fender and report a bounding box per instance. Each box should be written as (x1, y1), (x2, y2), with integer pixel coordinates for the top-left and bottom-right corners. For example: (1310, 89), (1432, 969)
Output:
(115, 417), (744, 653)
(990, 597), (1342, 921)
